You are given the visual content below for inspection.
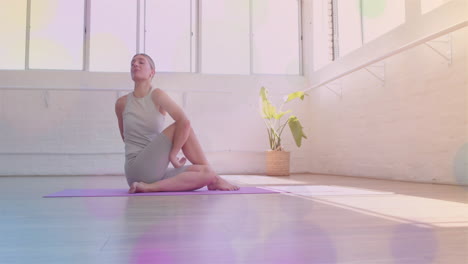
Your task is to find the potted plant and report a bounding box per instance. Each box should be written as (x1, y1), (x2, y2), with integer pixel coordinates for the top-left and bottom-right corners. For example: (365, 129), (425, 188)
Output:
(259, 86), (307, 176)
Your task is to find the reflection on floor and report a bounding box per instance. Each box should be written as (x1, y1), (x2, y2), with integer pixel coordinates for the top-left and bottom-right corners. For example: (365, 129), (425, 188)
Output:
(0, 173), (467, 264)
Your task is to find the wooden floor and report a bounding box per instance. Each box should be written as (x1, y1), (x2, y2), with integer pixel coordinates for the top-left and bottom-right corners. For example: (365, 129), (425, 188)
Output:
(0, 174), (467, 264)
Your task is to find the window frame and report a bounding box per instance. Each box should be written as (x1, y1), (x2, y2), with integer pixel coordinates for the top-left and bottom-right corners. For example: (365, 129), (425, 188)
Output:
(2, 0), (303, 76)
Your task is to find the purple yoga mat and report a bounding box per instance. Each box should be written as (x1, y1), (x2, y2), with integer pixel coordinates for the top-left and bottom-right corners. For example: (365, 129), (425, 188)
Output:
(43, 186), (280, 198)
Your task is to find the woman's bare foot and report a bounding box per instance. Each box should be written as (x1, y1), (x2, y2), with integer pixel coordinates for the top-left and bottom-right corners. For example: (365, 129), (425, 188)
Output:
(207, 175), (240, 191)
(128, 182), (149, 194)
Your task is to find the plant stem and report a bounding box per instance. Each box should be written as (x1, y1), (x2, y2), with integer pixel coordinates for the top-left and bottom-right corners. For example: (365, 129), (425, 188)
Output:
(278, 120), (289, 138)
(264, 118), (279, 150)
(273, 101), (286, 133)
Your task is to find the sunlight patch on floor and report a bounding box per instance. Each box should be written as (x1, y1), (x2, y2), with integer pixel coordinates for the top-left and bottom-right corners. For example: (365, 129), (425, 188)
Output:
(266, 185), (394, 196)
(319, 195), (468, 227)
(274, 185), (468, 228)
(221, 175), (308, 185)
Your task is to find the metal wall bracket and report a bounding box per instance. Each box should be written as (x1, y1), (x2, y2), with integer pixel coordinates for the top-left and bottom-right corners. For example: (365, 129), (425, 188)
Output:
(363, 62), (385, 86)
(325, 80), (342, 98)
(424, 33), (452, 65)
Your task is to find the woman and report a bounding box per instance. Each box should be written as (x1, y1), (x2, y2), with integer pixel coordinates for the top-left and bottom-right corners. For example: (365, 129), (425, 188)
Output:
(115, 53), (239, 193)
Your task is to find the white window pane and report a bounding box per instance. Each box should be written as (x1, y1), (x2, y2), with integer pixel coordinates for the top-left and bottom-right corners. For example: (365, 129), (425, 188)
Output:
(201, 0), (250, 74)
(146, 0), (191, 72)
(30, 0), (84, 70)
(421, 0), (454, 14)
(362, 0), (406, 43)
(0, 0), (27, 69)
(89, 0), (136, 72)
(337, 0), (362, 57)
(312, 0), (332, 71)
(252, 0), (300, 75)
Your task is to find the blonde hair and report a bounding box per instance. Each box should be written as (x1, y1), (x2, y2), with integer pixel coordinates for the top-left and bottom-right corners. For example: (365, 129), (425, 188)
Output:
(132, 53), (155, 70)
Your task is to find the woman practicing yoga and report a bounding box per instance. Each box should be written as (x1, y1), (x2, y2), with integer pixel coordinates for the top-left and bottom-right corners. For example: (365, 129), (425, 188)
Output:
(115, 53), (239, 193)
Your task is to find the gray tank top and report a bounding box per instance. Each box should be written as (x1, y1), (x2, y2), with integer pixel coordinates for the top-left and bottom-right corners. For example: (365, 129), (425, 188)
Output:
(123, 89), (165, 161)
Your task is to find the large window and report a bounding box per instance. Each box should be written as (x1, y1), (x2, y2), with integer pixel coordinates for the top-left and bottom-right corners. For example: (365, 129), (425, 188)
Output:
(324, 0), (406, 63)
(336, 0), (362, 57)
(201, 0), (300, 75)
(145, 0), (192, 73)
(89, 0), (137, 72)
(30, 0), (84, 70)
(201, 0), (250, 74)
(252, 0), (300, 75)
(0, 0), (301, 75)
(361, 0), (406, 43)
(0, 0), (27, 69)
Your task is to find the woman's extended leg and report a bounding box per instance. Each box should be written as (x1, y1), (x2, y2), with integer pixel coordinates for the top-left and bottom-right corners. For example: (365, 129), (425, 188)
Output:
(129, 165), (216, 193)
(128, 164), (239, 193)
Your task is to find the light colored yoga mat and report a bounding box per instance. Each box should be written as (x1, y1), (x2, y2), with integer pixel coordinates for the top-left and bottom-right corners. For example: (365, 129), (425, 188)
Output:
(43, 186), (281, 198)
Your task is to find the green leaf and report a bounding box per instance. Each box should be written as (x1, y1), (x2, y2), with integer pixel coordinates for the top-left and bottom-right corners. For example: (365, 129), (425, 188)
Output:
(259, 87), (278, 119)
(262, 101), (277, 119)
(260, 87), (268, 101)
(274, 110), (292, 120)
(285, 91), (306, 103)
(288, 116), (307, 147)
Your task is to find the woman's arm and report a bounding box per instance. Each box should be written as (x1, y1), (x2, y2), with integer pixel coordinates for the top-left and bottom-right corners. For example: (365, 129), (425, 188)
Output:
(152, 88), (191, 168)
(115, 96), (127, 142)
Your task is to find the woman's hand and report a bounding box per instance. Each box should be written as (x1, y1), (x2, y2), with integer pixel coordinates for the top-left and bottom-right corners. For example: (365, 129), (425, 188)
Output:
(170, 154), (187, 168)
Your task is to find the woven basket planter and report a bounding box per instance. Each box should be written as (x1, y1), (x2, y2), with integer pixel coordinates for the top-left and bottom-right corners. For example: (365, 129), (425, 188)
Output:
(266, 150), (290, 176)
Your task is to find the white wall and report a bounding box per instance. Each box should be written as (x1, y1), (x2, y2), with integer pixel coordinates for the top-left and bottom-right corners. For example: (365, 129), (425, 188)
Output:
(304, 0), (468, 184)
(0, 70), (308, 176)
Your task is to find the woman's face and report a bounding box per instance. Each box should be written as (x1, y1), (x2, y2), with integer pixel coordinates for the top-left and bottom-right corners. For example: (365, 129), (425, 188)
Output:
(131, 55), (155, 82)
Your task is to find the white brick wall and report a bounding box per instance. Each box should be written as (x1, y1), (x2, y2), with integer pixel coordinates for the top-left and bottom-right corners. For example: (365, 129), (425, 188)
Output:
(300, 0), (468, 185)
(0, 73), (308, 176)
(304, 28), (467, 185)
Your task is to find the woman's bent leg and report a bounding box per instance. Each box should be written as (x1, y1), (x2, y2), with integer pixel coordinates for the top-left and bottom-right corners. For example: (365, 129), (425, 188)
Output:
(180, 127), (209, 165)
(158, 123), (239, 192)
(162, 123), (209, 166)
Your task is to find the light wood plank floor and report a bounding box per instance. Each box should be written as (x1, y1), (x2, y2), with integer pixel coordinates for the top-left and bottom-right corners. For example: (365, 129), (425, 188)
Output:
(0, 174), (467, 264)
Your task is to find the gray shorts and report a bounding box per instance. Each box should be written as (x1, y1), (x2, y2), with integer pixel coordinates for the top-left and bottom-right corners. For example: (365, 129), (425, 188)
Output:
(124, 133), (190, 187)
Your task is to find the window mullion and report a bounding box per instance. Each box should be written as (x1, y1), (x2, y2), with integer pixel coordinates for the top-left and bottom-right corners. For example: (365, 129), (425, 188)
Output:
(83, 0), (91, 71)
(25, 0), (31, 70)
(190, 0), (198, 73)
(197, 0), (202, 73)
(136, 0), (140, 54)
(298, 0), (303, 75)
(359, 0), (364, 45)
(249, 0), (253, 75)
